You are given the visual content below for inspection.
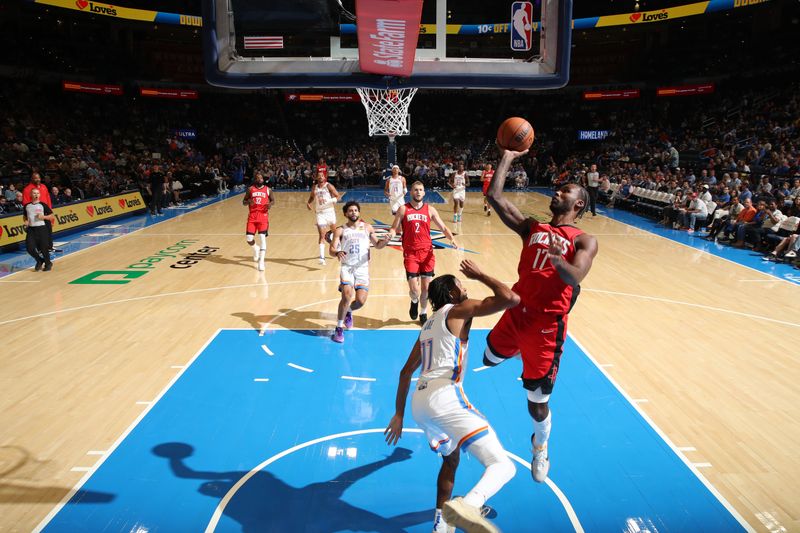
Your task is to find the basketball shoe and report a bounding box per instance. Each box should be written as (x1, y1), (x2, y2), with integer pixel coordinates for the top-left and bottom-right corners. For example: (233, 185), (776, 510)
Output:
(331, 327), (344, 343)
(409, 300), (419, 320)
(531, 438), (550, 483)
(443, 498), (498, 533)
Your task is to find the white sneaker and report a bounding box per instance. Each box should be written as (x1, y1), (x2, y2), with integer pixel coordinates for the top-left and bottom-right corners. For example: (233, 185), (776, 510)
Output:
(432, 512), (456, 533)
(443, 497), (499, 533)
(319, 257), (326, 265)
(531, 443), (550, 483)
(257, 259), (265, 271)
(253, 250), (260, 262)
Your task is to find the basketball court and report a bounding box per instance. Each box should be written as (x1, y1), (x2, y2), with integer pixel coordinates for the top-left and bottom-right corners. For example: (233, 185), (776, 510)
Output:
(2, 0), (799, 531)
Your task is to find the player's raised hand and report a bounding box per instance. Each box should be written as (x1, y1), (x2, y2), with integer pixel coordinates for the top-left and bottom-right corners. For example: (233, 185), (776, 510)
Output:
(459, 259), (484, 280)
(496, 143), (530, 161)
(384, 414), (404, 446)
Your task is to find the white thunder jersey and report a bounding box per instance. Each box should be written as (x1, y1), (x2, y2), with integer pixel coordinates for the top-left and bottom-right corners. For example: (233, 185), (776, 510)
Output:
(452, 171), (466, 193)
(314, 183), (333, 212)
(388, 176), (404, 199)
(418, 304), (468, 383)
(340, 220), (371, 267)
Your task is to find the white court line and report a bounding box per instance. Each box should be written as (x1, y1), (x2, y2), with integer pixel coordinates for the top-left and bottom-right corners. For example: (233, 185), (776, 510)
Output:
(0, 280), (41, 283)
(204, 428), (584, 533)
(693, 462), (713, 468)
(261, 345), (274, 356)
(569, 334), (755, 532)
(254, 378), (270, 382)
(678, 447), (697, 452)
(340, 375), (376, 382)
(0, 279), (408, 328)
(287, 363), (313, 373)
(583, 288), (800, 328)
(473, 366), (490, 372)
(70, 467), (92, 473)
(33, 329), (223, 533)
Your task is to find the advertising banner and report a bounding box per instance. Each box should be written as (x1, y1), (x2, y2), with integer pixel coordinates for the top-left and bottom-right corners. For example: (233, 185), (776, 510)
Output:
(0, 191), (146, 248)
(356, 0), (424, 77)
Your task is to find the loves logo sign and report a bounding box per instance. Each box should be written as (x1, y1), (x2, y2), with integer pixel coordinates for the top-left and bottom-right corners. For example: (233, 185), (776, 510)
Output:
(86, 205), (95, 217)
(119, 199), (127, 209)
(76, 0), (88, 9)
(0, 226), (3, 237)
(629, 12), (642, 22)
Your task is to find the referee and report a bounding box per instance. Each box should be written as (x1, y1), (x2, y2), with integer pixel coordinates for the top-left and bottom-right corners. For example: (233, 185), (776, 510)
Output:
(585, 163), (600, 217)
(23, 189), (55, 271)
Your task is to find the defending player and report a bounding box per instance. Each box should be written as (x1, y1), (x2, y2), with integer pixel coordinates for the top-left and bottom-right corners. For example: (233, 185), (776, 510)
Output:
(480, 163), (494, 216)
(307, 171), (341, 265)
(384, 165), (408, 215)
(329, 201), (389, 343)
(385, 259), (520, 533)
(243, 172), (275, 271)
(484, 148), (598, 483)
(386, 181), (457, 326)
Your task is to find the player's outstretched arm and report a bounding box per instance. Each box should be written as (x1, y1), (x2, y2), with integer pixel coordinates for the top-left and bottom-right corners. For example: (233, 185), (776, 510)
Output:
(429, 206), (458, 248)
(487, 149), (530, 237)
(385, 339), (422, 446)
(386, 205), (406, 240)
(368, 224), (389, 249)
(329, 226), (345, 259)
(449, 259), (521, 319)
(547, 231), (598, 286)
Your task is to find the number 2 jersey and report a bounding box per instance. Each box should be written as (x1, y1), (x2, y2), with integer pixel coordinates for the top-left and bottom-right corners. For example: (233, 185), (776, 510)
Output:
(515, 219), (584, 314)
(400, 202), (432, 251)
(418, 304), (468, 383)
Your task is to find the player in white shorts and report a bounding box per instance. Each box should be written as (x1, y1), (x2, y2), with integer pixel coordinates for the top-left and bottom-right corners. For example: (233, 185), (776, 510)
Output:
(448, 161), (469, 222)
(307, 171), (341, 265)
(385, 259), (520, 533)
(384, 165), (408, 215)
(329, 201), (388, 343)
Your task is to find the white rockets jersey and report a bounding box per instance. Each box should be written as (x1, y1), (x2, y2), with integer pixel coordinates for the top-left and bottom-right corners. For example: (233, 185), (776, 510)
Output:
(388, 176), (404, 199)
(452, 171), (466, 192)
(314, 183), (333, 212)
(340, 220), (371, 266)
(418, 304), (468, 383)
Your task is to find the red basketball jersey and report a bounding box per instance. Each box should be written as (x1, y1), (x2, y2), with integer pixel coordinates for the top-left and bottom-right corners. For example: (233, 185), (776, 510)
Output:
(400, 202), (432, 251)
(514, 219), (584, 314)
(248, 185), (270, 217)
(482, 170), (494, 183)
(316, 164), (328, 178)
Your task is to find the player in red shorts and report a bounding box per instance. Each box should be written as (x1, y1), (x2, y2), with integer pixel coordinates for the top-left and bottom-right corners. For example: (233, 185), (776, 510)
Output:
(387, 181), (457, 326)
(480, 163), (494, 216)
(484, 148), (598, 484)
(243, 172), (275, 271)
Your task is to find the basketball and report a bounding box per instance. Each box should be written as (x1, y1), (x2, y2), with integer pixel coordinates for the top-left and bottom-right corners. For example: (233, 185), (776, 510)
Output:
(496, 117), (535, 152)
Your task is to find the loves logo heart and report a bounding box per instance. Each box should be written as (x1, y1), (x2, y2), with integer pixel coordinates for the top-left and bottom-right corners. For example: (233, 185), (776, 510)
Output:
(0, 226), (4, 237)
(629, 13), (642, 22)
(76, 0), (88, 9)
(119, 199), (126, 208)
(86, 205), (95, 217)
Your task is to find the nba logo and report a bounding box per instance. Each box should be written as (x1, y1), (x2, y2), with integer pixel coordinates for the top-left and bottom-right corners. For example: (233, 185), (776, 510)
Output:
(511, 1), (533, 52)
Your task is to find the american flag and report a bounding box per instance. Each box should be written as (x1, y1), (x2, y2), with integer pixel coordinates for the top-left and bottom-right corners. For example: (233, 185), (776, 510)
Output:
(243, 36), (284, 50)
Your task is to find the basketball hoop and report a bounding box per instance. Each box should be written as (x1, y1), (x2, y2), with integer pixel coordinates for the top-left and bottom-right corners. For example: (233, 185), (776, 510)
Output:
(356, 87), (418, 137)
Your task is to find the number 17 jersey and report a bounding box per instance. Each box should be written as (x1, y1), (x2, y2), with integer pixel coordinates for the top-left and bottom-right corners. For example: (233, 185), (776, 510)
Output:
(515, 219), (584, 314)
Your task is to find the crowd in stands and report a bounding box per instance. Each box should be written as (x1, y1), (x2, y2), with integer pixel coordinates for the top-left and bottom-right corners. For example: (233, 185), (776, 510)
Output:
(1, 76), (797, 266)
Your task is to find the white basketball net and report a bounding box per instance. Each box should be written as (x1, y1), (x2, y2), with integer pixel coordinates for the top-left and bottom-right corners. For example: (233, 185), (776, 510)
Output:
(356, 87), (418, 137)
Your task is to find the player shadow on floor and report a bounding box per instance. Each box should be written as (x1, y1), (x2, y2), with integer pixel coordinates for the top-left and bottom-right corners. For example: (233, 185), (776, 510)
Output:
(152, 443), (429, 533)
(264, 256), (324, 272)
(0, 446), (115, 504)
(202, 254), (262, 269)
(231, 310), (332, 337)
